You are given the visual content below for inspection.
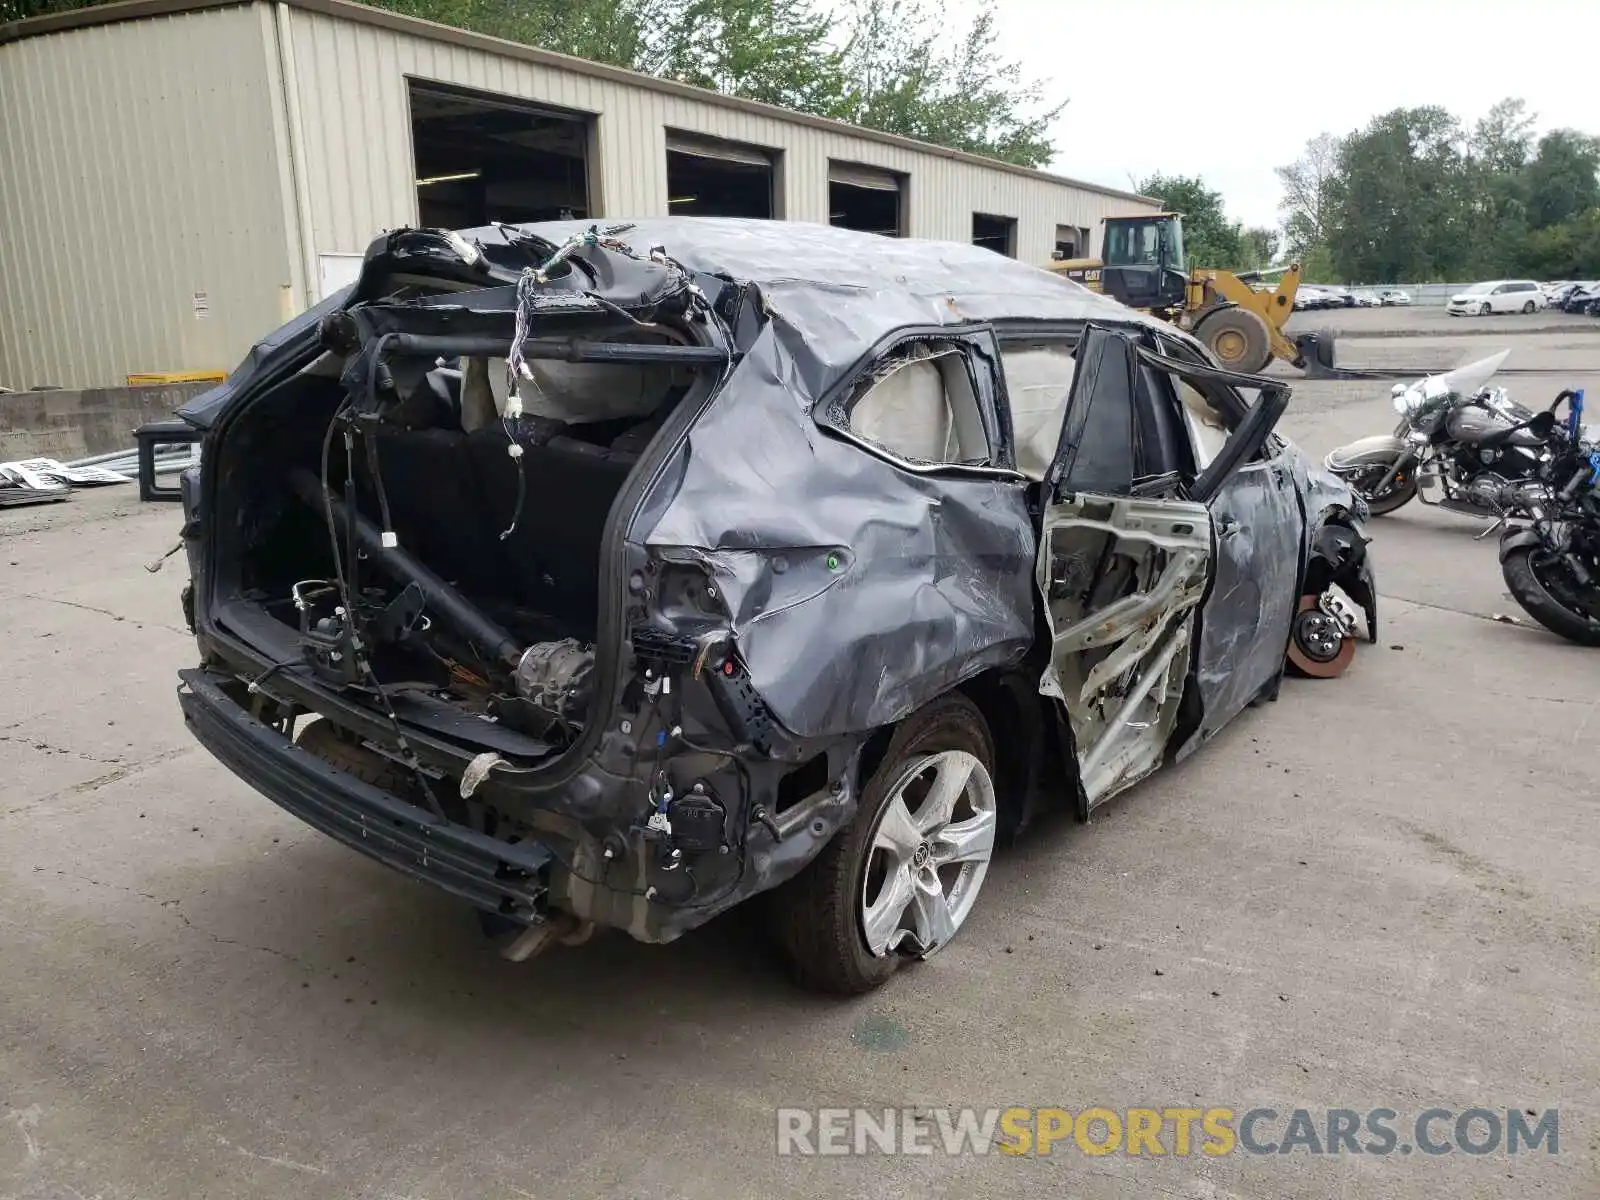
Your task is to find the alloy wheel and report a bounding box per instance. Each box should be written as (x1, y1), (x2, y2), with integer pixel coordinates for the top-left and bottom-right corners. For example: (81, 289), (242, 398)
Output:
(859, 750), (996, 958)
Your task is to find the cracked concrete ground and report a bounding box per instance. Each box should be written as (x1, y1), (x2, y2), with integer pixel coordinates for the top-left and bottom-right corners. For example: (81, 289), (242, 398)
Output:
(2, 327), (1597, 1199)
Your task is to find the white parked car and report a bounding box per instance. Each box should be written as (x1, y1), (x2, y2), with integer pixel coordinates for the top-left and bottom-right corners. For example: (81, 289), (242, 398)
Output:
(1446, 280), (1544, 316)
(1355, 291), (1383, 307)
(1377, 289), (1412, 306)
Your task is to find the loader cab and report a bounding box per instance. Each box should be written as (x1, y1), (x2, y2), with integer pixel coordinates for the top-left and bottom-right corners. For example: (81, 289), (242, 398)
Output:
(1100, 214), (1188, 313)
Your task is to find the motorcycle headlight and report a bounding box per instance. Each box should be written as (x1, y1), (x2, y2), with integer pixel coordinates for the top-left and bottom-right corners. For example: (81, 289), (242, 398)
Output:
(1392, 393), (1411, 416)
(1407, 429), (1431, 446)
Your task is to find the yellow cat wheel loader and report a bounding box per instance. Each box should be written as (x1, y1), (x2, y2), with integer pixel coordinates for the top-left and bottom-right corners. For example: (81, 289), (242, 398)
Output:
(1047, 213), (1306, 375)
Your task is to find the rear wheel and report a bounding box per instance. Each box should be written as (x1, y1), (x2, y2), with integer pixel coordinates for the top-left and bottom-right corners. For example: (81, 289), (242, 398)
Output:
(769, 694), (998, 995)
(1196, 308), (1272, 374)
(1501, 546), (1600, 646)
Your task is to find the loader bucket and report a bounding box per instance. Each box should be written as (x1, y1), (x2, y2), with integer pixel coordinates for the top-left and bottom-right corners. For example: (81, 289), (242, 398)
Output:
(1296, 330), (1341, 378)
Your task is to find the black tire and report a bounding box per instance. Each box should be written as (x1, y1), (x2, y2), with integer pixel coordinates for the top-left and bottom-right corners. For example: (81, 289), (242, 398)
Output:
(1196, 307), (1272, 374)
(1479, 302), (1492, 316)
(1501, 546), (1600, 646)
(1522, 300), (1536, 314)
(1349, 463), (1418, 515)
(768, 693), (996, 996)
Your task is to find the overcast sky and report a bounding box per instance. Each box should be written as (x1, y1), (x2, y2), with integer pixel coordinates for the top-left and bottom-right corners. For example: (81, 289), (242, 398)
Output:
(975, 0), (1594, 227)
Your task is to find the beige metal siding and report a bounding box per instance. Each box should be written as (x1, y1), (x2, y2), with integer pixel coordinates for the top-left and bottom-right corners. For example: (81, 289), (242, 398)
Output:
(0, 5), (295, 388)
(281, 6), (1152, 268)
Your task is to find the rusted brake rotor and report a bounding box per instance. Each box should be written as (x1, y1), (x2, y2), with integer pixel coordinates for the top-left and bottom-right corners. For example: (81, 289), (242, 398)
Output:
(1285, 594), (1355, 678)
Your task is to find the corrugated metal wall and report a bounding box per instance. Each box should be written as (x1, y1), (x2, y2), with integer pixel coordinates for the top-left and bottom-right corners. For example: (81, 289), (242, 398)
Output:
(282, 5), (1152, 268)
(0, 5), (295, 389)
(0, 1), (1153, 387)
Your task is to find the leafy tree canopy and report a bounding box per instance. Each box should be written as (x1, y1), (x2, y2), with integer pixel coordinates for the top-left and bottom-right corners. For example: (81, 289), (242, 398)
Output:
(1278, 99), (1600, 282)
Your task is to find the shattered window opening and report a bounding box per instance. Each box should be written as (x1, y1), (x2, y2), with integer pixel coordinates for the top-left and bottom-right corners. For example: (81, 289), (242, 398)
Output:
(835, 341), (992, 468)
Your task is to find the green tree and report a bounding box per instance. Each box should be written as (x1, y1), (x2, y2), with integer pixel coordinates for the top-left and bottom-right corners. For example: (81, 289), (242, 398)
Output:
(1275, 132), (1342, 260)
(1299, 242), (1337, 284)
(1284, 98), (1600, 282)
(1326, 106), (1474, 282)
(649, 0), (848, 112)
(834, 0), (1064, 166)
(336, 0), (662, 66)
(1134, 174), (1244, 269)
(1464, 98), (1535, 276)
(1525, 129), (1600, 229)
(1239, 226), (1280, 270)
(0, 0), (66, 19)
(1522, 209), (1600, 277)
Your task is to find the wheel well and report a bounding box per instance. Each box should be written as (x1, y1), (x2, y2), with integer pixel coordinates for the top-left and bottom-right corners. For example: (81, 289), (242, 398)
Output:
(1191, 300), (1238, 326)
(1301, 510), (1368, 600)
(856, 672), (1082, 839)
(957, 669), (1078, 834)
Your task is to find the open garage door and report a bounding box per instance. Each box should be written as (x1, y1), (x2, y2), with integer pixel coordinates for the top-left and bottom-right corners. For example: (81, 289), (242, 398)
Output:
(666, 132), (776, 218)
(973, 212), (1018, 258)
(828, 161), (904, 237)
(410, 81), (593, 229)
(1054, 223), (1091, 260)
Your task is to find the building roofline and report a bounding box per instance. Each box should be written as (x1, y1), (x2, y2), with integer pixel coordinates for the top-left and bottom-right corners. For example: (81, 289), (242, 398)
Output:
(0, 0), (1158, 206)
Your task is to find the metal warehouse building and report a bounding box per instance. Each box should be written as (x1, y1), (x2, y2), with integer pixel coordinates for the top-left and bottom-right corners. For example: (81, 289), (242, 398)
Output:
(0, 0), (1157, 388)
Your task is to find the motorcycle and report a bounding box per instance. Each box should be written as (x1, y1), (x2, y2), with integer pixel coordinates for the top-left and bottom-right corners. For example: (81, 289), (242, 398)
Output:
(1498, 396), (1600, 646)
(1323, 352), (1565, 521)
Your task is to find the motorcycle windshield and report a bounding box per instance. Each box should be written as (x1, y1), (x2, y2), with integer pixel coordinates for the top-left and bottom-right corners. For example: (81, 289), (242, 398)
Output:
(1433, 350), (1511, 398)
(1397, 350), (1512, 418)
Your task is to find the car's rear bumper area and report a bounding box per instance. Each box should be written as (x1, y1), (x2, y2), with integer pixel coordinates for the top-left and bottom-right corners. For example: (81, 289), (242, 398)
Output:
(178, 668), (551, 922)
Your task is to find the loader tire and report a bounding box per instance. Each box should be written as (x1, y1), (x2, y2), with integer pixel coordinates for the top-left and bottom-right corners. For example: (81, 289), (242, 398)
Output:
(1196, 307), (1272, 374)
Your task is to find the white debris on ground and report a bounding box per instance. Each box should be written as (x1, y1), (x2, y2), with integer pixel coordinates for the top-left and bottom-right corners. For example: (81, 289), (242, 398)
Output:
(0, 444), (198, 507)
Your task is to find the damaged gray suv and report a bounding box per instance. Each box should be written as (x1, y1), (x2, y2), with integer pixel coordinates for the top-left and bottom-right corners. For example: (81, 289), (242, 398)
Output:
(174, 218), (1375, 994)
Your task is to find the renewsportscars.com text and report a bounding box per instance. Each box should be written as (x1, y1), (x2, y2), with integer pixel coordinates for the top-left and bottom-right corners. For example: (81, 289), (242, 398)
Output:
(775, 1106), (1559, 1157)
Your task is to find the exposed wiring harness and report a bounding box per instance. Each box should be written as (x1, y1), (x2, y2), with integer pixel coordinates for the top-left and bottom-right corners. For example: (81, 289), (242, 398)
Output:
(315, 225), (742, 884)
(317, 388), (449, 820)
(493, 224), (733, 543)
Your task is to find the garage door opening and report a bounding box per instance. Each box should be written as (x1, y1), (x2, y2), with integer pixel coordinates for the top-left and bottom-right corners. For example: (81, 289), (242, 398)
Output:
(410, 81), (593, 229)
(973, 213), (1017, 257)
(828, 161), (904, 236)
(666, 132), (775, 218)
(1054, 223), (1091, 260)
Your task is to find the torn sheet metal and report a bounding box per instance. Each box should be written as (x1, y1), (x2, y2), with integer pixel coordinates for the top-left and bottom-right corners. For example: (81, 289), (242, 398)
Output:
(1291, 455), (1380, 642)
(638, 318), (1035, 740)
(1184, 450), (1305, 753)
